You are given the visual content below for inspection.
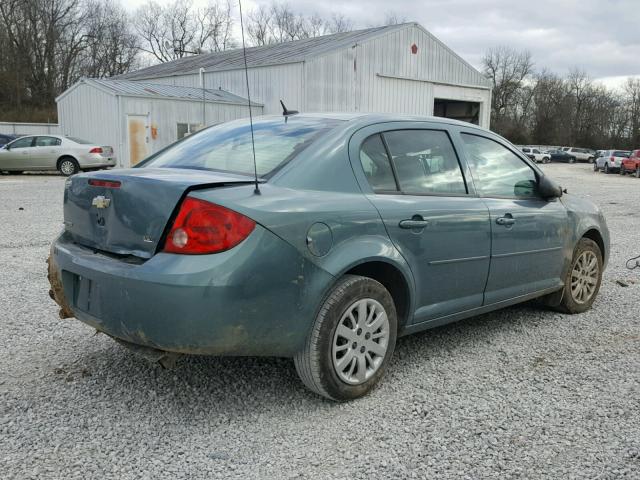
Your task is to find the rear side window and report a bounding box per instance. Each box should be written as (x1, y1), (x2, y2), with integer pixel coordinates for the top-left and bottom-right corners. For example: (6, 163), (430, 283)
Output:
(359, 134), (397, 192)
(461, 133), (538, 198)
(383, 130), (467, 195)
(35, 136), (61, 147)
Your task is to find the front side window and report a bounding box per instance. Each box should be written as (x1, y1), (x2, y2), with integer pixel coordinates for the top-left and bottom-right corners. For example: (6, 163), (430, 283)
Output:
(383, 130), (467, 195)
(8, 137), (34, 149)
(461, 133), (538, 198)
(35, 136), (61, 147)
(144, 116), (343, 176)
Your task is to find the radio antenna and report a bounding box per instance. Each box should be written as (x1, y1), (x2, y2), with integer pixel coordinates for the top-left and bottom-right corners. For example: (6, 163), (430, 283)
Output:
(238, 0), (260, 194)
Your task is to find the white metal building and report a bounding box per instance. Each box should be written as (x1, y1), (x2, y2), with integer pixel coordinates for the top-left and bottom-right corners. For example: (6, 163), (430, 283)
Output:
(56, 78), (262, 167)
(119, 22), (492, 128)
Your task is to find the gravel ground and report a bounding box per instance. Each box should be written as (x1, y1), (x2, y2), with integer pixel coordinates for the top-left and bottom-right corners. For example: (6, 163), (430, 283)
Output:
(1, 164), (639, 479)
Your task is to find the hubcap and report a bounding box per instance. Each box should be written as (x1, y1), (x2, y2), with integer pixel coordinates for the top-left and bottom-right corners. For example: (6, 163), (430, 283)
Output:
(332, 298), (389, 385)
(61, 161), (75, 175)
(570, 251), (599, 304)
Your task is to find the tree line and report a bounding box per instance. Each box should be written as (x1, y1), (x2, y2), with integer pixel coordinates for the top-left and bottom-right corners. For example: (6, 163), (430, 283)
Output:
(484, 46), (640, 150)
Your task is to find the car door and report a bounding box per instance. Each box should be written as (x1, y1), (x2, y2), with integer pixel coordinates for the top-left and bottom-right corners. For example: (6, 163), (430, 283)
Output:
(458, 132), (570, 304)
(33, 136), (62, 169)
(0, 136), (36, 170)
(350, 123), (491, 323)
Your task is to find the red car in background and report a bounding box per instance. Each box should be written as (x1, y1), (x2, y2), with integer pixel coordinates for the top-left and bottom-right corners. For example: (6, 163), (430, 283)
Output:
(621, 149), (640, 177)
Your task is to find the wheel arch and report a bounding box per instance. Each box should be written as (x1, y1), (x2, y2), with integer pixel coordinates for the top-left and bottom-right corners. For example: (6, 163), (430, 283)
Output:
(582, 228), (605, 261)
(336, 258), (414, 332)
(56, 155), (78, 169)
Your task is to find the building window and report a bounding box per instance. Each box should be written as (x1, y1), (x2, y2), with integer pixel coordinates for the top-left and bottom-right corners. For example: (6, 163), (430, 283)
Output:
(177, 123), (201, 140)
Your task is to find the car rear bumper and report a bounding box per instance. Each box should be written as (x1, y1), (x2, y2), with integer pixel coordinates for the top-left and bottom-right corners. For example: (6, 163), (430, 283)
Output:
(79, 154), (117, 168)
(49, 227), (334, 356)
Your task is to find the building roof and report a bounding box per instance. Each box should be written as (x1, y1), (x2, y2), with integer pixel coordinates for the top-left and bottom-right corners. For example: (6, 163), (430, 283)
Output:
(56, 78), (262, 106)
(118, 23), (415, 81)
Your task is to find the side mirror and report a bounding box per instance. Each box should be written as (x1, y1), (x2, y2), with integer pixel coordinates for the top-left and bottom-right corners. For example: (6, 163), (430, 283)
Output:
(538, 175), (563, 199)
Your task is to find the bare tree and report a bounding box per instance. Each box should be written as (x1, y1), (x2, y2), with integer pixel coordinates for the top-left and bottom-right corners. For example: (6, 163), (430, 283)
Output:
(383, 11), (408, 25)
(135, 0), (235, 63)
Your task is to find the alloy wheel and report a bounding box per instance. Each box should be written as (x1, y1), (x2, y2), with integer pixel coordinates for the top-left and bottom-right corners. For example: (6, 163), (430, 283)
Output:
(332, 298), (389, 385)
(570, 251), (599, 304)
(60, 160), (76, 175)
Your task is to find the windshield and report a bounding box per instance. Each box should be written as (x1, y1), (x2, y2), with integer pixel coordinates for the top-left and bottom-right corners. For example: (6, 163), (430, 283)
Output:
(142, 116), (343, 176)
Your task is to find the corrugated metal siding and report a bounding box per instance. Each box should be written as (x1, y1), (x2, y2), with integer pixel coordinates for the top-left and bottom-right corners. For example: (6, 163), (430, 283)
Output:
(0, 122), (60, 135)
(117, 97), (262, 167)
(58, 83), (118, 154)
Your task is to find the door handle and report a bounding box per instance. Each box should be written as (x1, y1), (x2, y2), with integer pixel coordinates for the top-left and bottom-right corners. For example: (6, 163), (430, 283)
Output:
(399, 217), (429, 229)
(496, 214), (516, 226)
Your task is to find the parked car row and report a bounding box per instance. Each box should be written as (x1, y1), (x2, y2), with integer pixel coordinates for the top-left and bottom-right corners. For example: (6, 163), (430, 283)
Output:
(0, 134), (116, 176)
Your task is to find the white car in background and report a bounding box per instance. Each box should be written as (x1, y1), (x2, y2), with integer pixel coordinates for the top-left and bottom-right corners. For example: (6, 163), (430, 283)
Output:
(520, 147), (550, 164)
(594, 149), (630, 174)
(0, 135), (116, 176)
(561, 147), (596, 163)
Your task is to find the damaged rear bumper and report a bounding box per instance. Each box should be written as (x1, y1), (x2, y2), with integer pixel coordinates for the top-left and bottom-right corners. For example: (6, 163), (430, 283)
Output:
(47, 228), (333, 357)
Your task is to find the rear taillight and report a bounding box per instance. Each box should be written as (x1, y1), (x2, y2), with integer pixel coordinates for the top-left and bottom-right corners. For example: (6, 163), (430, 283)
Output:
(610, 156), (615, 162)
(89, 147), (103, 154)
(162, 197), (255, 254)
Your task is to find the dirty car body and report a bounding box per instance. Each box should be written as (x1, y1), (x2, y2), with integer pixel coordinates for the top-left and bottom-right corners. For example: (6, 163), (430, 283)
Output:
(49, 113), (609, 397)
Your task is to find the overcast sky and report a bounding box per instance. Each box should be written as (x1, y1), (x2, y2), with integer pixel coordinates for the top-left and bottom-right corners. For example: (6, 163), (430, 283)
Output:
(125, 0), (640, 89)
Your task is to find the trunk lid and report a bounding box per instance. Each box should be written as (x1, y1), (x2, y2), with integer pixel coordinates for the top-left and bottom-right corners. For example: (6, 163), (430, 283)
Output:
(63, 168), (255, 258)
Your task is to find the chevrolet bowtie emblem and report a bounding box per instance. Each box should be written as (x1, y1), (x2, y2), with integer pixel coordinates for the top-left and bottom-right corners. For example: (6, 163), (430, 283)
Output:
(91, 195), (111, 209)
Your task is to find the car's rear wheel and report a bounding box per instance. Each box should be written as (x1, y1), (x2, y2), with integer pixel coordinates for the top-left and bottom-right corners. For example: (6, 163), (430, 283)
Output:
(294, 275), (397, 401)
(636, 166), (640, 178)
(588, 157), (594, 163)
(569, 157), (575, 164)
(544, 157), (550, 164)
(556, 238), (603, 314)
(604, 163), (610, 174)
(593, 162), (599, 172)
(620, 166), (626, 175)
(58, 157), (80, 176)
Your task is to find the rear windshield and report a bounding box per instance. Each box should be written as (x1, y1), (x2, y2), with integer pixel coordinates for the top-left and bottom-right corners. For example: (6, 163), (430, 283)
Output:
(142, 116), (343, 176)
(614, 151), (630, 157)
(66, 137), (93, 144)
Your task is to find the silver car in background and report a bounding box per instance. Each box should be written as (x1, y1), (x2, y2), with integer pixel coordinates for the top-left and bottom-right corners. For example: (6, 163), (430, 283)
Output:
(594, 149), (630, 174)
(0, 135), (116, 176)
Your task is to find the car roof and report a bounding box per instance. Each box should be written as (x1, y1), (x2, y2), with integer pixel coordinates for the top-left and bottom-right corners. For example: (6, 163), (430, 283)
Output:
(269, 112), (487, 131)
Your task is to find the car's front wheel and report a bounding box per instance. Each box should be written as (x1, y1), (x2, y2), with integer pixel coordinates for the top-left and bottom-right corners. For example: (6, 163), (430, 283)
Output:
(58, 157), (80, 176)
(556, 238), (603, 314)
(294, 275), (397, 401)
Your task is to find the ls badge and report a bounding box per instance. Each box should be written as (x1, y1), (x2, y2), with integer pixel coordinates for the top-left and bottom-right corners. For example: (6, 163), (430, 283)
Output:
(91, 195), (111, 209)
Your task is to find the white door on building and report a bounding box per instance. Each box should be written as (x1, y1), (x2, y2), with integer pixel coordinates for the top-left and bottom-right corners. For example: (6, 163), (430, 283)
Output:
(127, 114), (149, 166)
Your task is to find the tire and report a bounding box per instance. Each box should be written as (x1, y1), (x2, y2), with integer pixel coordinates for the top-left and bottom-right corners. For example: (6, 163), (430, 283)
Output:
(58, 157), (79, 176)
(636, 167), (640, 178)
(556, 238), (603, 314)
(593, 162), (599, 172)
(620, 166), (626, 175)
(604, 163), (610, 174)
(569, 157), (575, 164)
(588, 157), (594, 163)
(294, 275), (398, 401)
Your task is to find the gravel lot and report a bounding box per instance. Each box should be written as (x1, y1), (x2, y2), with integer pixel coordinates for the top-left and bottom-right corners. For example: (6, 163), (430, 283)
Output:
(1, 163), (639, 479)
